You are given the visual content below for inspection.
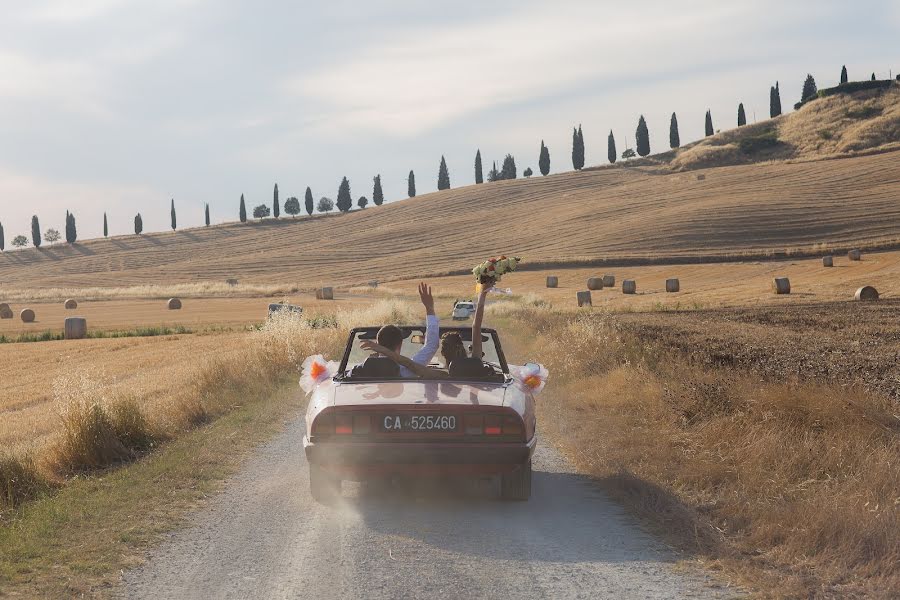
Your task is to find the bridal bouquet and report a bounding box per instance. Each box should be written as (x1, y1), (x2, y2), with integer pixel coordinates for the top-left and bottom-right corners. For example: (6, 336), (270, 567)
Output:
(472, 255), (522, 284)
(299, 354), (339, 394)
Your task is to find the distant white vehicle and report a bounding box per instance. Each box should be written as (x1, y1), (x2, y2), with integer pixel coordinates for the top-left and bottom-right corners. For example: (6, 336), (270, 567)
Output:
(452, 301), (476, 320)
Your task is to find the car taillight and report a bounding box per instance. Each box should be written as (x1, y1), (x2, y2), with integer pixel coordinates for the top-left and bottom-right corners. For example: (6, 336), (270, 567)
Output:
(335, 414), (353, 435)
(311, 413), (334, 435)
(484, 415), (502, 435)
(502, 416), (523, 436)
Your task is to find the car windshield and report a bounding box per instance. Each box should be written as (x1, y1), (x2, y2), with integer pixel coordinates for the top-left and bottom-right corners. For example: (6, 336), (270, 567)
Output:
(341, 327), (506, 375)
(456, 303), (474, 310)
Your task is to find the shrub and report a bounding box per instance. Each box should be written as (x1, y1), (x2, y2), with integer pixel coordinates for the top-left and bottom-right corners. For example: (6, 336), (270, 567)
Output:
(818, 129), (834, 140)
(523, 167), (533, 177)
(739, 129), (781, 154)
(252, 204), (271, 219)
(1, 453), (50, 509)
(845, 105), (883, 120)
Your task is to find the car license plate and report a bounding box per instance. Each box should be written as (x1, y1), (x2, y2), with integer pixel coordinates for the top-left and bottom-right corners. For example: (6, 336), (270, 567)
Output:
(380, 414), (458, 432)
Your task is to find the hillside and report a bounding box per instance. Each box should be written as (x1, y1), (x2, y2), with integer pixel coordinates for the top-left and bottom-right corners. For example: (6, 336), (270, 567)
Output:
(1, 86), (899, 291)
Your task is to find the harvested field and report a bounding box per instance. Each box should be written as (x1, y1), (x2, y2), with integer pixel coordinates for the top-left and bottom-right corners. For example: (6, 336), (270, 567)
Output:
(612, 300), (900, 401)
(0, 333), (245, 451)
(0, 295), (370, 336)
(1, 150), (899, 290)
(387, 248), (900, 311)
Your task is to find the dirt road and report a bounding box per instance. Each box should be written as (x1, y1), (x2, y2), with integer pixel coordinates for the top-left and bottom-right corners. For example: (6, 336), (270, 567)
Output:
(123, 415), (735, 599)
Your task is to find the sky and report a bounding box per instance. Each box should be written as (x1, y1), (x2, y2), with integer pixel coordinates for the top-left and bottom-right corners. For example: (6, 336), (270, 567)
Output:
(0, 0), (898, 240)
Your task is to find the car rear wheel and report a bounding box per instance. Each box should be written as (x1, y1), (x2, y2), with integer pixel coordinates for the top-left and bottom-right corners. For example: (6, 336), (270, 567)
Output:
(309, 464), (340, 503)
(500, 460), (531, 501)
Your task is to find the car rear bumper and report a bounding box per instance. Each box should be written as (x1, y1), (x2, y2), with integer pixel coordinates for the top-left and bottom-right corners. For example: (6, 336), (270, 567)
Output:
(304, 436), (536, 480)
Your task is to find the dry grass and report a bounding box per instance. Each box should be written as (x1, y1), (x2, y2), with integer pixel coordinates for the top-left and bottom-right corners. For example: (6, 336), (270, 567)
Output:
(502, 305), (900, 598)
(0, 299), (418, 512)
(0, 281), (301, 303)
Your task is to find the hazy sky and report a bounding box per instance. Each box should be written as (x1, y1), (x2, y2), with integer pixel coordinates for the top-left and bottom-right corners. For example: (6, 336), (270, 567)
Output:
(1, 0), (897, 239)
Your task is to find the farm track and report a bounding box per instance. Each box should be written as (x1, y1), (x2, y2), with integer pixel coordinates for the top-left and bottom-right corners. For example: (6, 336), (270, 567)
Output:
(122, 413), (736, 600)
(2, 150), (900, 290)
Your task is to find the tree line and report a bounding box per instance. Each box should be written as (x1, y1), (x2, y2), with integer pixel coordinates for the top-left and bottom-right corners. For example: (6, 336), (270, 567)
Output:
(0, 65), (877, 250)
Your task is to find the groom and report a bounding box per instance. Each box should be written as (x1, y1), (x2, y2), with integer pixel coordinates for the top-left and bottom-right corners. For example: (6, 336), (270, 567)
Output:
(352, 282), (439, 378)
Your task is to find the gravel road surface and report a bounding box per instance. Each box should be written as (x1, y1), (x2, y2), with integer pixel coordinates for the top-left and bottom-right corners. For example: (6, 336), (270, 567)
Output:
(123, 414), (736, 599)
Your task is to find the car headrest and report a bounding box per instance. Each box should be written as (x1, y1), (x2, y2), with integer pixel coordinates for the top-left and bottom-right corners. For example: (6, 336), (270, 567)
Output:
(351, 356), (401, 378)
(448, 357), (493, 379)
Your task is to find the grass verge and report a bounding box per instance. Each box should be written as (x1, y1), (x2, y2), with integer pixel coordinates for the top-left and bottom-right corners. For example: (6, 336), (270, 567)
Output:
(496, 303), (899, 599)
(0, 382), (301, 597)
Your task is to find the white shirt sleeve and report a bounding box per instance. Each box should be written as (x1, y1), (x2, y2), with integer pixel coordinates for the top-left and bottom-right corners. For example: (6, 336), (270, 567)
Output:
(399, 314), (440, 377)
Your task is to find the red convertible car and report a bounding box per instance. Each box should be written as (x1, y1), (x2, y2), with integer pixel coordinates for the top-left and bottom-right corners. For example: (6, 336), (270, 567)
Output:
(303, 326), (537, 501)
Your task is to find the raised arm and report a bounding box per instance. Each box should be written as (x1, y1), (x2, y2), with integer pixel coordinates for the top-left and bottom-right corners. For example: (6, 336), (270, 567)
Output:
(409, 282), (440, 366)
(360, 340), (448, 379)
(471, 283), (491, 360)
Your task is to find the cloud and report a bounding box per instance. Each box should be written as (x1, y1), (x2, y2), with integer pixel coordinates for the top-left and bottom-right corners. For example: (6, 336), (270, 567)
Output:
(0, 168), (162, 238)
(285, 1), (772, 137)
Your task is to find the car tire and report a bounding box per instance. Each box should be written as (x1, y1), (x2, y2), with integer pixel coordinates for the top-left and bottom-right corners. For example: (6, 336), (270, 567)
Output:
(309, 464), (340, 503)
(500, 460), (531, 501)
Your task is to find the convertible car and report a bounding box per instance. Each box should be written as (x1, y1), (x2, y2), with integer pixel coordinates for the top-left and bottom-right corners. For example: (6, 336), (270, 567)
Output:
(303, 326), (537, 502)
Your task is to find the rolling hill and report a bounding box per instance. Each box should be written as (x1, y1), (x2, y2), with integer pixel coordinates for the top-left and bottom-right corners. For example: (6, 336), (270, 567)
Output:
(2, 85), (899, 291)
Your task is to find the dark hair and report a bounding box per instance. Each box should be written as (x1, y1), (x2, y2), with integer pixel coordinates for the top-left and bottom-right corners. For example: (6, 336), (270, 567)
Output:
(440, 331), (467, 365)
(377, 325), (404, 351)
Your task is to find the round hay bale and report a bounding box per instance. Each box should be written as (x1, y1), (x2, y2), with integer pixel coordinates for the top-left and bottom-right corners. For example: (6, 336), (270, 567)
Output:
(854, 286), (879, 301)
(64, 317), (88, 340)
(320, 287), (334, 300)
(666, 278), (680, 293)
(697, 174), (706, 181)
(576, 291), (592, 307)
(64, 298), (78, 309)
(848, 249), (861, 261)
(368, 280), (379, 288)
(587, 277), (603, 291)
(20, 308), (35, 323)
(602, 274), (615, 287)
(226, 278), (239, 286)
(546, 276), (558, 288)
(772, 277), (791, 294)
(0, 303), (12, 319)
(622, 280), (636, 294)
(822, 256), (834, 267)
(167, 298), (182, 310)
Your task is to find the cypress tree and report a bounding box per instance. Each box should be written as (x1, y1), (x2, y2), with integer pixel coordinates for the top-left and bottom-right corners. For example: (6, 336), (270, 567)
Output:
(437, 156), (450, 190)
(239, 194), (247, 222)
(636, 116), (650, 157)
(487, 161), (500, 182)
(134, 213), (143, 235)
(538, 141), (550, 175)
(769, 86), (777, 118)
(273, 183), (280, 218)
(0, 221), (4, 251)
(840, 65), (848, 84)
(103, 212), (108, 237)
(801, 74), (818, 103)
(500, 154), (517, 179)
(475, 149), (483, 184)
(305, 187), (314, 215)
(205, 204), (210, 226)
(572, 125), (585, 170)
(871, 72), (876, 81)
(408, 170), (416, 197)
(31, 216), (41, 247)
(774, 82), (782, 116)
(608, 130), (617, 164)
(373, 175), (384, 206)
(170, 198), (176, 230)
(336, 176), (352, 212)
(669, 113), (680, 149)
(64, 212), (77, 244)
(737, 103), (746, 127)
(705, 110), (714, 136)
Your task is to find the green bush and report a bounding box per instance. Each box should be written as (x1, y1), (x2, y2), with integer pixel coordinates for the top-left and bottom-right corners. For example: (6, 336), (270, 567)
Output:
(739, 129), (782, 154)
(845, 105), (882, 120)
(795, 79), (893, 110)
